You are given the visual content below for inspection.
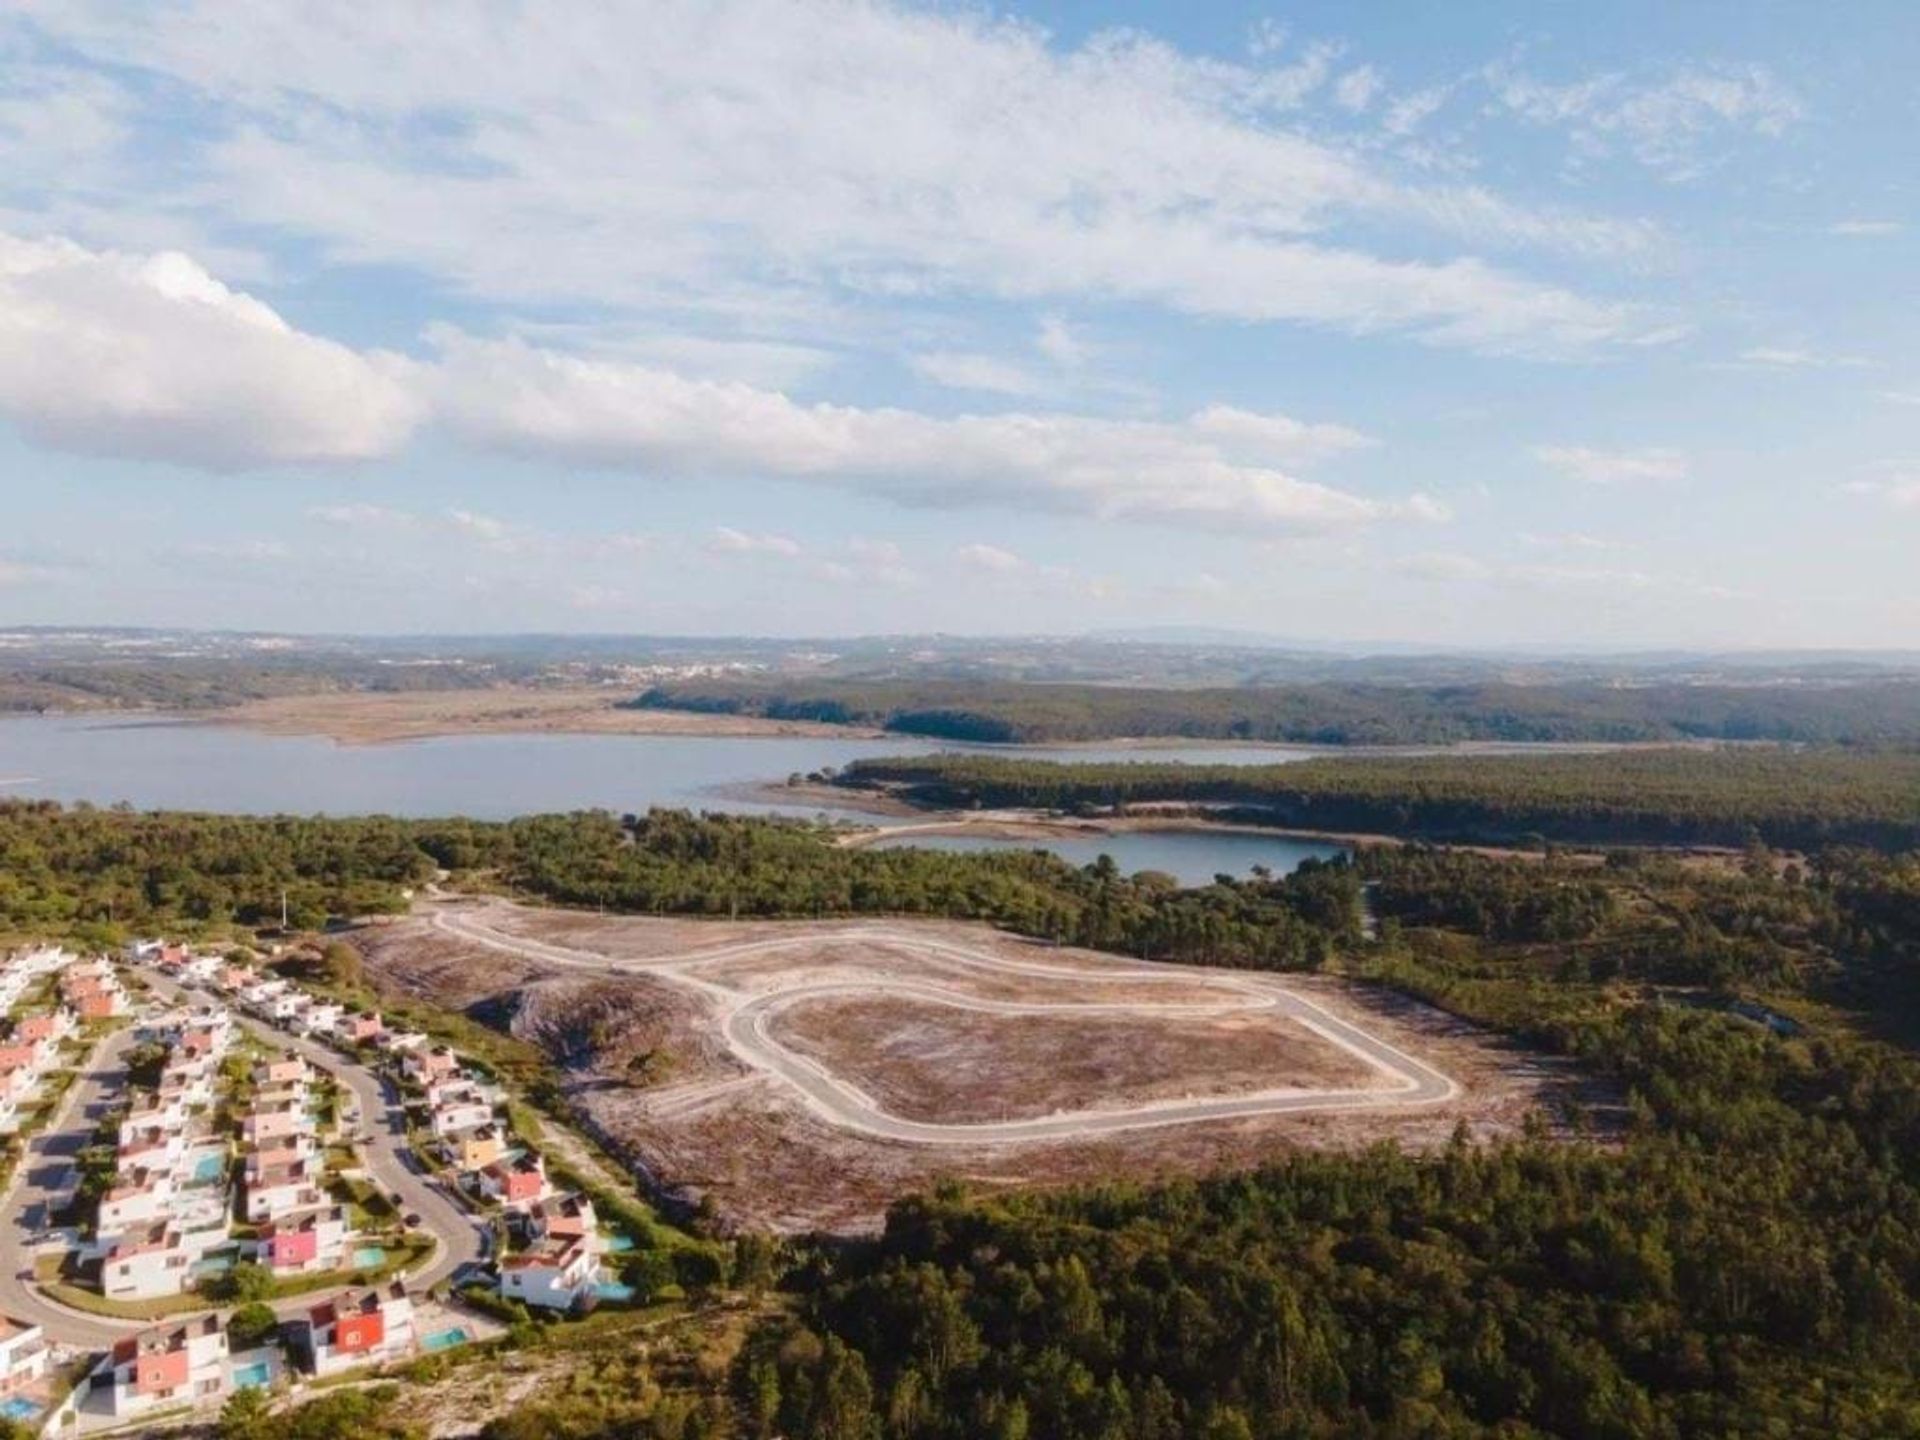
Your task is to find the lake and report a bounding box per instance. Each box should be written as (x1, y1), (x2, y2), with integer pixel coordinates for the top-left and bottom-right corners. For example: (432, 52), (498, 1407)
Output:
(866, 830), (1343, 887)
(0, 714), (1330, 881)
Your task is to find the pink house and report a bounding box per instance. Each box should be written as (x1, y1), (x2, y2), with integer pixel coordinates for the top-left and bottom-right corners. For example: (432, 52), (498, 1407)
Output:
(255, 1207), (348, 1275)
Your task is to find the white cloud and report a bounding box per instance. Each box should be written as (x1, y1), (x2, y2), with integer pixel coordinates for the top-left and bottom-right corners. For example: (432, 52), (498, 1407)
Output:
(956, 543), (1024, 573)
(1877, 390), (1920, 408)
(708, 527), (802, 557)
(1531, 444), (1689, 485)
(445, 509), (515, 544)
(431, 332), (1433, 537)
(1733, 346), (1868, 370)
(1518, 530), (1616, 552)
(306, 503), (414, 529)
(1035, 315), (1088, 369)
(1399, 549), (1743, 600)
(1829, 220), (1903, 237)
(1334, 65), (1382, 112)
(1397, 550), (1494, 583)
(1487, 61), (1802, 179)
(18, 1), (1656, 356)
(909, 351), (1042, 397)
(0, 231), (421, 468)
(1844, 476), (1920, 511)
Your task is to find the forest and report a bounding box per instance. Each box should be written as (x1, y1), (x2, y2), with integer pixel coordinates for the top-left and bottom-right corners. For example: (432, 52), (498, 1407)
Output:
(839, 747), (1920, 852)
(758, 843), (1920, 1440)
(11, 799), (1920, 1436)
(632, 676), (1920, 746)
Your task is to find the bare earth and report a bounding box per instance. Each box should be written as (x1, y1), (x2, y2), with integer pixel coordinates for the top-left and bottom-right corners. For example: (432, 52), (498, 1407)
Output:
(212, 687), (883, 744)
(355, 900), (1609, 1233)
(771, 994), (1383, 1123)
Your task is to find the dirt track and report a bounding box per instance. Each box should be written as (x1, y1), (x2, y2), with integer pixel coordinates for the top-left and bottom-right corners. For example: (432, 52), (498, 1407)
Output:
(431, 904), (1460, 1143)
(358, 903), (1600, 1232)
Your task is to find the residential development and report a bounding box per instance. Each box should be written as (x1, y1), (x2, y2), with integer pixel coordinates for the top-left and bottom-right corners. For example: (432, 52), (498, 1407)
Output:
(0, 934), (642, 1433)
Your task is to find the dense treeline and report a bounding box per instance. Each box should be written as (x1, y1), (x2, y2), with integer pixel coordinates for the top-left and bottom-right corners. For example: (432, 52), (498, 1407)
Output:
(841, 748), (1920, 852)
(0, 801), (500, 936)
(634, 677), (1920, 746)
(0, 802), (1357, 970)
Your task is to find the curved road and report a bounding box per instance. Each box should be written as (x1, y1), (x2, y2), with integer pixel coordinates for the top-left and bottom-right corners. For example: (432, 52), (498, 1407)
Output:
(431, 905), (1459, 1145)
(0, 978), (485, 1349)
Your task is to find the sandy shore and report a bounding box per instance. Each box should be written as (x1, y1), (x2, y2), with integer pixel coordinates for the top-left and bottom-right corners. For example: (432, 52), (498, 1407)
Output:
(211, 688), (887, 745)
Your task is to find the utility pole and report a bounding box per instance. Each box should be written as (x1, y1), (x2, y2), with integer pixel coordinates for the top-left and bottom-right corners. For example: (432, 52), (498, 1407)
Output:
(281, 889), (289, 930)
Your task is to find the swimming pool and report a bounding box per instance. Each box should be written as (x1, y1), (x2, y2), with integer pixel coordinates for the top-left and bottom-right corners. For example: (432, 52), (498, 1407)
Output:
(352, 1245), (385, 1269)
(191, 1153), (226, 1183)
(231, 1361), (272, 1389)
(421, 1327), (469, 1352)
(0, 1397), (38, 1421)
(601, 1233), (635, 1253)
(594, 1281), (637, 1303)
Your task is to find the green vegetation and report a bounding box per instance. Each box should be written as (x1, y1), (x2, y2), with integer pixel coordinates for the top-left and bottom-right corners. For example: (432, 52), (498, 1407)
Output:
(634, 675), (1920, 745)
(220, 1382), (419, 1440)
(13, 797), (1920, 1434)
(756, 845), (1920, 1440)
(841, 746), (1920, 851)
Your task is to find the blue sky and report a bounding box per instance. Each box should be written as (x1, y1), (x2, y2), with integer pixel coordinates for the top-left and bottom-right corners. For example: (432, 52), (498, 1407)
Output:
(0, 0), (1915, 646)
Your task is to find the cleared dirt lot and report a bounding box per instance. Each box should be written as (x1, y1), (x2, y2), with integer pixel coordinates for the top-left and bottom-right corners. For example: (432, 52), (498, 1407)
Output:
(771, 994), (1384, 1123)
(356, 901), (1604, 1233)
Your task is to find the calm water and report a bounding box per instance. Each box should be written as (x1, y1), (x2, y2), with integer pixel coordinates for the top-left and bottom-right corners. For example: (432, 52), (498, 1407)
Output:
(867, 830), (1343, 887)
(0, 714), (1326, 877)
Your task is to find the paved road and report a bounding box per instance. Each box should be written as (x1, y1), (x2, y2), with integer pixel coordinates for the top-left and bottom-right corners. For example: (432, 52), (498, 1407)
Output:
(0, 980), (487, 1350)
(146, 974), (485, 1294)
(0, 1027), (146, 1348)
(432, 904), (1460, 1147)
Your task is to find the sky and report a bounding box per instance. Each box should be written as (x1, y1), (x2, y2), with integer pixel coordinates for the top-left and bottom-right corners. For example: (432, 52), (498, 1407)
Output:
(0, 0), (1915, 648)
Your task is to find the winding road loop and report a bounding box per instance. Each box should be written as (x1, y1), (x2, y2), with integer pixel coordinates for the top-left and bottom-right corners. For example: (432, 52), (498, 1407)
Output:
(430, 904), (1461, 1145)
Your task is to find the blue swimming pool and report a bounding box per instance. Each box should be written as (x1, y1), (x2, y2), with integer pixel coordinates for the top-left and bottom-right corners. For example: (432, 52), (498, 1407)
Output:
(352, 1245), (385, 1269)
(231, 1361), (272, 1389)
(422, 1327), (469, 1352)
(594, 1281), (637, 1303)
(0, 1397), (39, 1421)
(601, 1233), (635, 1253)
(191, 1153), (226, 1182)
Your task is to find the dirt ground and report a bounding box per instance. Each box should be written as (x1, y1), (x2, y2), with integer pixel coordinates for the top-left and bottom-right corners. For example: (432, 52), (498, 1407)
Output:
(355, 903), (1611, 1234)
(211, 687), (883, 744)
(771, 994), (1385, 1123)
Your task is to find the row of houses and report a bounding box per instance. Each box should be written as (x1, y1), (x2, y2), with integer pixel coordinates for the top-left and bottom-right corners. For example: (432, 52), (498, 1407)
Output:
(158, 941), (618, 1317)
(96, 1002), (239, 1301)
(87, 1270), (429, 1422)
(71, 945), (450, 1420)
(397, 1052), (618, 1314)
(0, 1006), (76, 1137)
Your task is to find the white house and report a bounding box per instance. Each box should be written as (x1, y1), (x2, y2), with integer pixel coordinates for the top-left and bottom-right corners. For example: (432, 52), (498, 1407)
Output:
(242, 1099), (314, 1147)
(431, 1098), (494, 1138)
(245, 1159), (325, 1224)
(0, 1316), (49, 1396)
(286, 1282), (416, 1377)
(98, 1169), (177, 1234)
(96, 1315), (227, 1419)
(101, 1225), (196, 1301)
(253, 1206), (350, 1276)
(498, 1237), (596, 1311)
